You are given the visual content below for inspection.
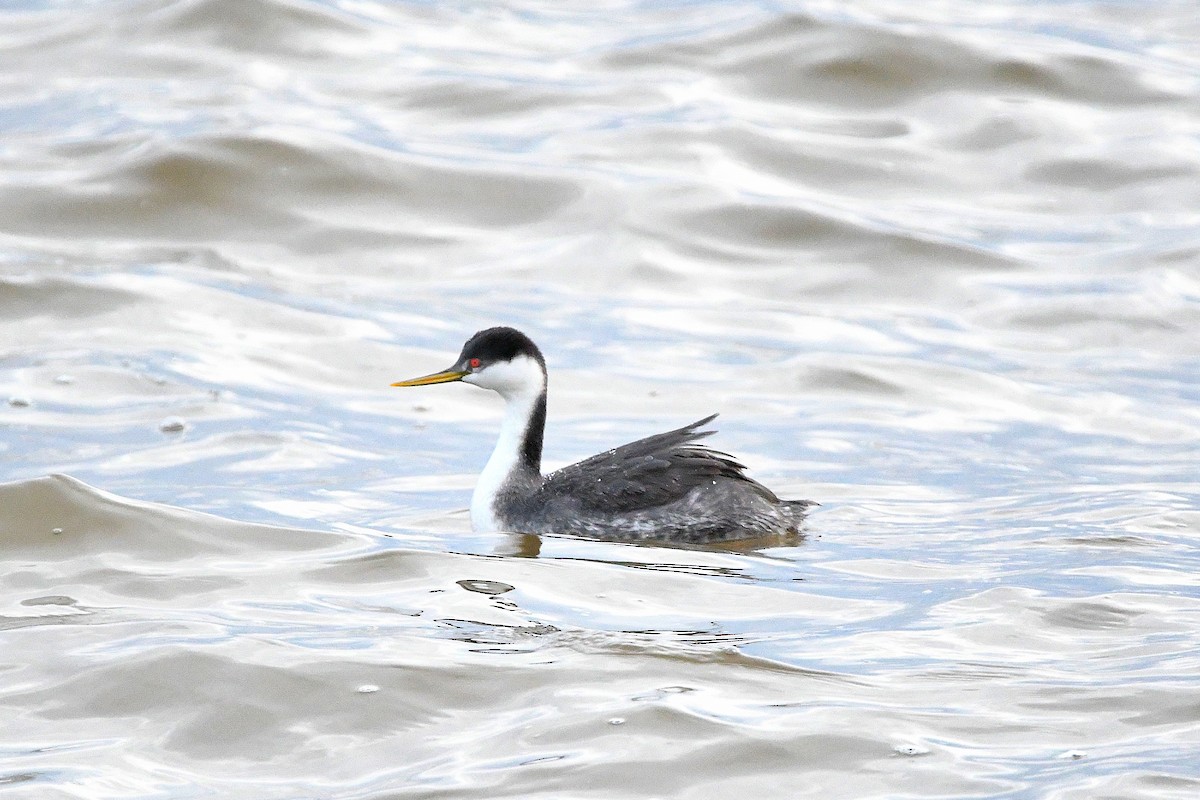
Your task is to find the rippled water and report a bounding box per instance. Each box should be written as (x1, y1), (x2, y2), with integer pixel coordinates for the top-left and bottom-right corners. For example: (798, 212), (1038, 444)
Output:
(2, 1), (1199, 797)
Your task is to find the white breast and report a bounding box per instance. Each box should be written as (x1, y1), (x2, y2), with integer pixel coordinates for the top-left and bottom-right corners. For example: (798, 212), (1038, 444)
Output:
(464, 354), (545, 533)
(470, 458), (509, 532)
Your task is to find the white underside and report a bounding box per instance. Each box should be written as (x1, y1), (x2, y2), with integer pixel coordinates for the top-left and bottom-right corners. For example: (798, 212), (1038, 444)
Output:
(470, 426), (518, 532)
(465, 355), (545, 533)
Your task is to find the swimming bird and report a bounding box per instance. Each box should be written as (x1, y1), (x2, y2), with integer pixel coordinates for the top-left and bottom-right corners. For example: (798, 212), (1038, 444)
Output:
(392, 327), (813, 543)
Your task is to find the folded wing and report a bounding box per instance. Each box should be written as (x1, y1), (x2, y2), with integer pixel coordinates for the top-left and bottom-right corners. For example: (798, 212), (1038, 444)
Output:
(539, 414), (780, 514)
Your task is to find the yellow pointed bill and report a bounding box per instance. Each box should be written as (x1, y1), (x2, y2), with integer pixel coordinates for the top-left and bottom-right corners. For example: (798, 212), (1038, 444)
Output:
(391, 368), (467, 387)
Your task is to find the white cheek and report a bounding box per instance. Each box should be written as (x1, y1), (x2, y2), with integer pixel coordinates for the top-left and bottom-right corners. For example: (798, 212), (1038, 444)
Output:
(464, 355), (544, 397)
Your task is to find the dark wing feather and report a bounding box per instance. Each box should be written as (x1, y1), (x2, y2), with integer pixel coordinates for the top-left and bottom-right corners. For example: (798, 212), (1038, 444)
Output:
(539, 414), (778, 514)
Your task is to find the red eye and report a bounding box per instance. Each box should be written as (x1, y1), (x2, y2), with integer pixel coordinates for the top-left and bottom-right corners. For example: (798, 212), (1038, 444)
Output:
(469, 357), (481, 369)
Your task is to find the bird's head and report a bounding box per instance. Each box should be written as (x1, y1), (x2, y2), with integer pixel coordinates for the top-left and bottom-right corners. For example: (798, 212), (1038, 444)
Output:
(392, 326), (547, 399)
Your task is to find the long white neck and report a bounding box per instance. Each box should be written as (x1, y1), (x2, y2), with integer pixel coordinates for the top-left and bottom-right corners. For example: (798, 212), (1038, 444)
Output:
(467, 356), (546, 532)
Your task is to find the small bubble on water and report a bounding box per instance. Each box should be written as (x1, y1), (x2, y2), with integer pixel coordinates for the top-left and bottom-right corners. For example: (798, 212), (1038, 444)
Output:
(607, 718), (625, 726)
(159, 416), (188, 433)
(53, 374), (75, 385)
(356, 684), (380, 694)
(456, 579), (515, 596)
(22, 595), (75, 606)
(893, 743), (930, 757)
(51, 528), (64, 535)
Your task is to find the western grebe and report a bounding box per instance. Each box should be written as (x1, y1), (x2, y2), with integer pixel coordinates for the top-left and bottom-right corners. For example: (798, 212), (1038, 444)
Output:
(393, 327), (813, 543)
